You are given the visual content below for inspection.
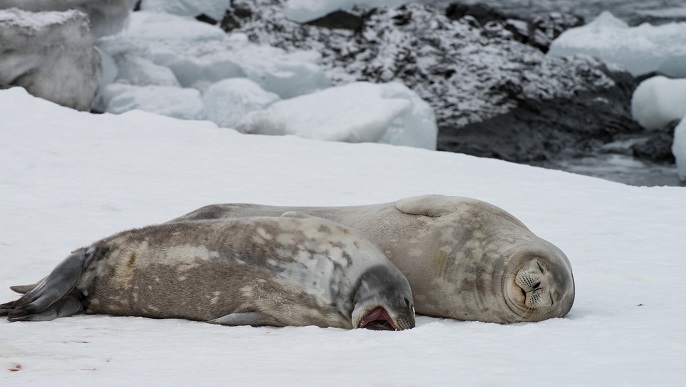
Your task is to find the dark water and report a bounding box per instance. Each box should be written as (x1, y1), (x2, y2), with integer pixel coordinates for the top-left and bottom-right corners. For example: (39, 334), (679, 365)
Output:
(421, 0), (686, 25)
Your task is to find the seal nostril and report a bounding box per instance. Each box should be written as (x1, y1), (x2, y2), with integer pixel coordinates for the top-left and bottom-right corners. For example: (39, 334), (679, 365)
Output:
(533, 282), (541, 290)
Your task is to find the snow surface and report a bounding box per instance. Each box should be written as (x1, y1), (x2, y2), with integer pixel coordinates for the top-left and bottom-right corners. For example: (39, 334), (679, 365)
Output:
(673, 117), (686, 181)
(236, 81), (437, 149)
(549, 11), (686, 77)
(631, 76), (686, 130)
(283, 0), (408, 22)
(1, 87), (686, 385)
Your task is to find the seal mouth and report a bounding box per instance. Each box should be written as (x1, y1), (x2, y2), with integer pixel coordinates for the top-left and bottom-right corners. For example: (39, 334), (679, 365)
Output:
(358, 307), (399, 331)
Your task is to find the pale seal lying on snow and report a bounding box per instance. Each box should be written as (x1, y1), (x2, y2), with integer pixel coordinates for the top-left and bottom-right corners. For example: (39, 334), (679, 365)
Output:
(1, 216), (415, 330)
(169, 195), (575, 323)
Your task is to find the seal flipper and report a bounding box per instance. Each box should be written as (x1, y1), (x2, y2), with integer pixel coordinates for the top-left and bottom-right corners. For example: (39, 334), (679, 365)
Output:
(8, 291), (84, 321)
(3, 250), (89, 322)
(208, 312), (274, 327)
(9, 277), (46, 294)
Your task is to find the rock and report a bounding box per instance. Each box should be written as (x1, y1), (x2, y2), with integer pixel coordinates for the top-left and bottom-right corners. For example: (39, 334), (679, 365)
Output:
(0, 8), (101, 111)
(222, 1), (642, 163)
(445, 2), (584, 52)
(0, 0), (138, 37)
(630, 121), (677, 164)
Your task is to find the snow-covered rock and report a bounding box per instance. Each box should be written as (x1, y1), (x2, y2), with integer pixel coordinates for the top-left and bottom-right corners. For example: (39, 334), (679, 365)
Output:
(140, 0), (229, 21)
(673, 117), (686, 181)
(223, 1), (641, 162)
(549, 11), (686, 78)
(103, 84), (206, 120)
(203, 78), (280, 128)
(0, 8), (101, 111)
(631, 76), (686, 130)
(236, 81), (436, 149)
(0, 0), (138, 37)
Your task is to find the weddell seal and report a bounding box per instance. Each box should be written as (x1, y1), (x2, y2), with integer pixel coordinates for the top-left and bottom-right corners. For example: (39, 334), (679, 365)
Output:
(1, 216), (415, 330)
(169, 195), (575, 323)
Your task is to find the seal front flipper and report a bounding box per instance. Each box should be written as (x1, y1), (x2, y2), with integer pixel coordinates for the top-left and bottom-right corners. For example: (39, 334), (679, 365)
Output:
(394, 194), (457, 217)
(209, 312), (275, 327)
(2, 250), (90, 322)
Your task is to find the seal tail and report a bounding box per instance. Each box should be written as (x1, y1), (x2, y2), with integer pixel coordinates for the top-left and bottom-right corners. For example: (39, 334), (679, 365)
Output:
(1, 250), (89, 322)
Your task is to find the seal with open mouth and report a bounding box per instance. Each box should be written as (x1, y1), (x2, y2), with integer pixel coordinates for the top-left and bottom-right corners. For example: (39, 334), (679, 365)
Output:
(169, 194), (575, 323)
(1, 216), (415, 330)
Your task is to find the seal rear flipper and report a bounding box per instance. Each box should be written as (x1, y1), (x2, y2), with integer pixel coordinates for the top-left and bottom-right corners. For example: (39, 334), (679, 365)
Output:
(9, 277), (46, 294)
(208, 312), (275, 327)
(8, 292), (84, 322)
(5, 250), (89, 321)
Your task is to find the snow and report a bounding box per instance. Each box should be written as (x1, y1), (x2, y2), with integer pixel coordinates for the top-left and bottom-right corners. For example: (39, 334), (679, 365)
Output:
(283, 0), (408, 22)
(236, 81), (437, 149)
(2, 88), (686, 385)
(631, 76), (686, 130)
(549, 11), (686, 77)
(140, 0), (228, 21)
(673, 117), (686, 181)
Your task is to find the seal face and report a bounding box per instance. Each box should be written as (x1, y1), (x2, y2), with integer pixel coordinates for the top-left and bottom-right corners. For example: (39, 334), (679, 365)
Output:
(167, 195), (575, 323)
(1, 217), (415, 330)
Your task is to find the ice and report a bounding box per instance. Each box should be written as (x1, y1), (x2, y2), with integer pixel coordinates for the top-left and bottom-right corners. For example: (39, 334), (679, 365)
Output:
(673, 117), (686, 181)
(236, 81), (437, 149)
(0, 0), (138, 37)
(113, 55), (180, 87)
(230, 43), (330, 99)
(0, 8), (101, 111)
(631, 76), (686, 130)
(140, 0), (228, 21)
(1, 86), (686, 385)
(203, 78), (281, 129)
(103, 84), (206, 120)
(549, 11), (686, 77)
(283, 0), (408, 23)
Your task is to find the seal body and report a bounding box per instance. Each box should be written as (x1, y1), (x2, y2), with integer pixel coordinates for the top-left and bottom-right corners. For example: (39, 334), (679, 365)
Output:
(1, 217), (415, 330)
(169, 195), (575, 323)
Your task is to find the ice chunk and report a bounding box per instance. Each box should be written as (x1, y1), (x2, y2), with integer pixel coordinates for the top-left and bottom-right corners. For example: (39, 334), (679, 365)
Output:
(283, 0), (407, 23)
(0, 0), (138, 37)
(673, 117), (686, 181)
(632, 76), (686, 131)
(231, 45), (329, 99)
(235, 81), (437, 149)
(103, 84), (205, 120)
(140, 0), (228, 21)
(0, 8), (100, 111)
(113, 55), (180, 87)
(549, 11), (686, 77)
(203, 78), (280, 129)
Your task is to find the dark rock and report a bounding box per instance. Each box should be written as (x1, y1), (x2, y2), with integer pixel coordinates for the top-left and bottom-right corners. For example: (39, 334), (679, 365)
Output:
(221, 1), (645, 163)
(196, 13), (218, 25)
(445, 2), (583, 52)
(305, 10), (364, 32)
(631, 121), (678, 164)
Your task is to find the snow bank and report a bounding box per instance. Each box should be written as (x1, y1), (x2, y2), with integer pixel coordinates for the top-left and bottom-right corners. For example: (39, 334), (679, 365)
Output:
(673, 117), (686, 181)
(283, 0), (408, 22)
(631, 76), (686, 130)
(2, 87), (686, 385)
(236, 81), (437, 149)
(549, 11), (686, 77)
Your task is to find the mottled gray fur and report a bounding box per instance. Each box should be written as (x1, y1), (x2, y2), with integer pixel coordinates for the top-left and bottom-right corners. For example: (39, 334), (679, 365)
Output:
(169, 194), (575, 323)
